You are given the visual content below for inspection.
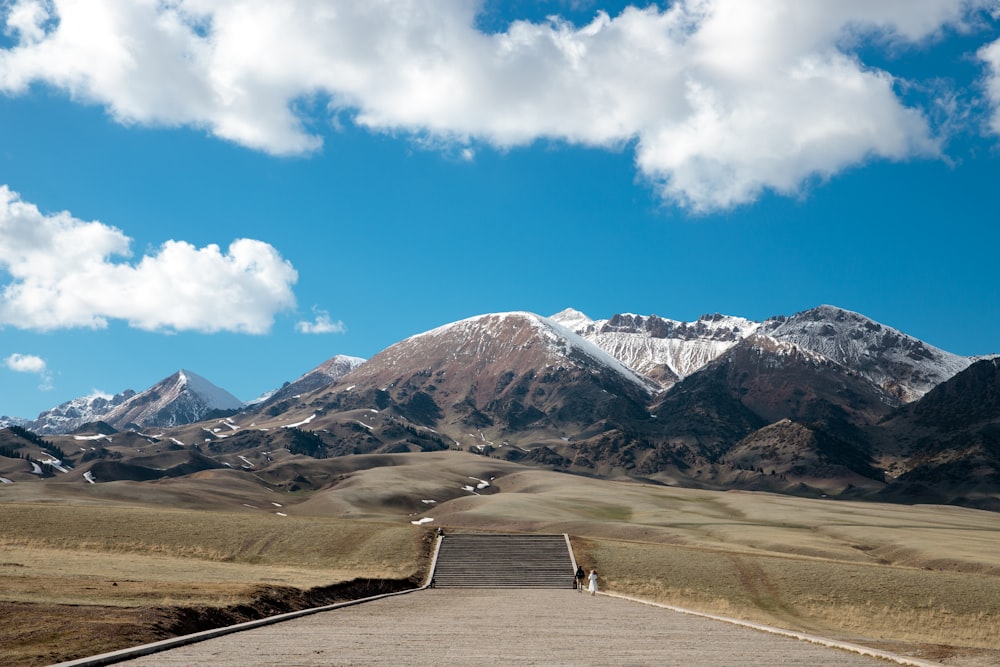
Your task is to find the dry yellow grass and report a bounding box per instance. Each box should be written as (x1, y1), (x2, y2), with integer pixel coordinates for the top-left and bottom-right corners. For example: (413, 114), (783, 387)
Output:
(0, 503), (425, 608)
(584, 539), (1000, 652)
(2, 450), (999, 666)
(0, 499), (429, 666)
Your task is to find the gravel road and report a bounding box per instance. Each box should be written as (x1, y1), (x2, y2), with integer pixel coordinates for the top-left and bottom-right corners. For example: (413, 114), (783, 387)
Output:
(111, 589), (909, 666)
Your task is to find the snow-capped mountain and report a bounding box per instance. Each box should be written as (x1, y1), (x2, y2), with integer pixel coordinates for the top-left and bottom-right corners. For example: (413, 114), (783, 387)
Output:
(254, 354), (366, 406)
(28, 390), (136, 435)
(553, 305), (972, 402)
(0, 415), (28, 429)
(394, 311), (660, 394)
(101, 370), (244, 430)
(306, 311), (658, 438)
(22, 370), (245, 434)
(551, 308), (762, 388)
(762, 305), (972, 402)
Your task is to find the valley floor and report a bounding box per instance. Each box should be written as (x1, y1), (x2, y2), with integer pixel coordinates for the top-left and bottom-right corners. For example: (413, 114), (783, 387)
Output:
(2, 452), (999, 666)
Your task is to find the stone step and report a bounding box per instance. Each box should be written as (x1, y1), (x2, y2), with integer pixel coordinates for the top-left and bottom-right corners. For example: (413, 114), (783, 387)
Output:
(431, 533), (576, 589)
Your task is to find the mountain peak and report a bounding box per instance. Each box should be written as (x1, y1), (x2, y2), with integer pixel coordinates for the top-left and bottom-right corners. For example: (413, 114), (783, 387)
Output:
(253, 354), (367, 406)
(94, 370), (244, 431)
(396, 311), (656, 394)
(169, 369), (244, 410)
(549, 308), (594, 331)
(306, 309), (658, 438)
(764, 306), (970, 401)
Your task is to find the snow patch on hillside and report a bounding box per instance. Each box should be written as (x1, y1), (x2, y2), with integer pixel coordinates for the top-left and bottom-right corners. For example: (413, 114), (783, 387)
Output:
(553, 309), (762, 385)
(283, 413), (317, 428)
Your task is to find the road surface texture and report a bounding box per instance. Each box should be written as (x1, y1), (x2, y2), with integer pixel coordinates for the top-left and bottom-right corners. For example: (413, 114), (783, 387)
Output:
(115, 589), (907, 666)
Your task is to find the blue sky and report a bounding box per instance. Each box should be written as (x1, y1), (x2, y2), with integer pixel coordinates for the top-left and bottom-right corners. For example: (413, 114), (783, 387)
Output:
(1, 0), (999, 420)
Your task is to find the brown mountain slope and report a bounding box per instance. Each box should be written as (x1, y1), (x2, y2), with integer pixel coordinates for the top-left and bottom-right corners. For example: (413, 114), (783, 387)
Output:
(727, 419), (885, 495)
(873, 359), (1000, 509)
(641, 335), (899, 461)
(270, 312), (658, 453)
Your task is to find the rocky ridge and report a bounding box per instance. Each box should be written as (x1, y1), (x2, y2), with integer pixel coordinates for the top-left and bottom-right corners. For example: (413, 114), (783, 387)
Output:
(555, 305), (971, 403)
(28, 390), (137, 435)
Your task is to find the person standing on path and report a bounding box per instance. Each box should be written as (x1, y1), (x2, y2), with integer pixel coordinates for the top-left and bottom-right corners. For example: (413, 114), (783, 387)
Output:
(575, 566), (585, 592)
(588, 570), (598, 595)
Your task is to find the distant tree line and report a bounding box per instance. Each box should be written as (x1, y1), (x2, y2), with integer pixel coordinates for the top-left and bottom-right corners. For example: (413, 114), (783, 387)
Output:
(0, 445), (24, 459)
(7, 425), (66, 459)
(285, 428), (328, 458)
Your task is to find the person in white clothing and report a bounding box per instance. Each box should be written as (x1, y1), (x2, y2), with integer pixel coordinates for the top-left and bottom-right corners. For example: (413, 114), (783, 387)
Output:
(588, 570), (598, 595)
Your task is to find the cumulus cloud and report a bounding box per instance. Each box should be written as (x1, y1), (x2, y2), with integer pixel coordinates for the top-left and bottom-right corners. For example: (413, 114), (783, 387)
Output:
(5, 352), (46, 373)
(296, 307), (346, 335)
(4, 352), (53, 390)
(0, 185), (298, 333)
(0, 1), (996, 209)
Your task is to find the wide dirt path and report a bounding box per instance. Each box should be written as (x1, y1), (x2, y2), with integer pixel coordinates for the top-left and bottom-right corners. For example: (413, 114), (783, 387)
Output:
(113, 589), (904, 666)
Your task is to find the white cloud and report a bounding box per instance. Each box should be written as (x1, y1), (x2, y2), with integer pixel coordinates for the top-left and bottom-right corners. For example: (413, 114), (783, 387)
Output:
(296, 307), (346, 335)
(4, 352), (53, 390)
(979, 34), (1000, 135)
(0, 185), (298, 333)
(5, 352), (46, 373)
(0, 1), (996, 209)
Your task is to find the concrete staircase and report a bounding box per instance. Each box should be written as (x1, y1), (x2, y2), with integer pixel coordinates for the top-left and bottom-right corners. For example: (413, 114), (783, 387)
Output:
(431, 533), (576, 589)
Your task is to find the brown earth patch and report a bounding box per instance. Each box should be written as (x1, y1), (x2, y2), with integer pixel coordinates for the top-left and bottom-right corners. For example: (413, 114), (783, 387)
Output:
(1, 578), (418, 667)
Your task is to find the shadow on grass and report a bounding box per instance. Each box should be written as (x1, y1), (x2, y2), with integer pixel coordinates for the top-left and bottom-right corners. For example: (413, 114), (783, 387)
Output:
(155, 576), (420, 638)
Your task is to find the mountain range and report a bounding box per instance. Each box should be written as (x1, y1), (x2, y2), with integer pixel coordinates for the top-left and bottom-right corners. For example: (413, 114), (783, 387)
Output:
(2, 305), (997, 510)
(553, 304), (971, 401)
(19, 370), (242, 435)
